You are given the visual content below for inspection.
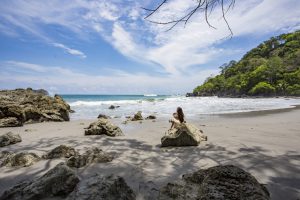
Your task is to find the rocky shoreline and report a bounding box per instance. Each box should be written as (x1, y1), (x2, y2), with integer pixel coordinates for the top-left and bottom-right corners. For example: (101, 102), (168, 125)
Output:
(0, 88), (71, 127)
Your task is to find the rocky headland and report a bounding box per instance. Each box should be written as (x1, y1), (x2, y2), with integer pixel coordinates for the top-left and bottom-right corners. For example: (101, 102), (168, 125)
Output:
(0, 88), (71, 127)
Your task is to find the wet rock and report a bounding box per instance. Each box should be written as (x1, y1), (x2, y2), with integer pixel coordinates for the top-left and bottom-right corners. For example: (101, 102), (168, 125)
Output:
(131, 111), (143, 121)
(97, 114), (111, 119)
(0, 117), (22, 127)
(146, 115), (156, 120)
(0, 162), (79, 200)
(0, 132), (22, 147)
(159, 165), (270, 200)
(67, 174), (136, 200)
(42, 145), (76, 159)
(0, 89), (71, 127)
(67, 147), (113, 168)
(1, 152), (40, 167)
(161, 123), (207, 147)
(85, 118), (123, 137)
(109, 105), (116, 109)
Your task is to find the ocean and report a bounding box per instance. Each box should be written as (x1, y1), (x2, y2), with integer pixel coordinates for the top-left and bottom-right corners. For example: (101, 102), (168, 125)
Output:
(61, 95), (300, 120)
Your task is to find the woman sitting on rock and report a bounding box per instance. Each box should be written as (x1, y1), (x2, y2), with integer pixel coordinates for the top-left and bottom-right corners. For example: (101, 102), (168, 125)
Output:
(169, 107), (185, 130)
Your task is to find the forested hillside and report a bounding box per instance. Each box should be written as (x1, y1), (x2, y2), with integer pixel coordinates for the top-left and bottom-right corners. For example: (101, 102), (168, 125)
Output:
(193, 30), (300, 96)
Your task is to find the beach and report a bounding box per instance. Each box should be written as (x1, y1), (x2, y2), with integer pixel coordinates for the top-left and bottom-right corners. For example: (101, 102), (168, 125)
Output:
(0, 106), (299, 200)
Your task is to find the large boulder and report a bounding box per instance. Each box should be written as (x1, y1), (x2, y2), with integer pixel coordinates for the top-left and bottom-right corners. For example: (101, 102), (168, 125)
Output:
(0, 162), (79, 200)
(161, 123), (207, 147)
(159, 165), (270, 200)
(67, 147), (113, 168)
(67, 174), (136, 200)
(0, 132), (22, 147)
(1, 152), (40, 167)
(85, 118), (123, 137)
(0, 89), (71, 127)
(42, 145), (77, 159)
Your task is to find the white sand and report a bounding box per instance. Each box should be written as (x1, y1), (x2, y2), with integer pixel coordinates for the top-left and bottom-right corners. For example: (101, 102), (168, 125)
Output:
(0, 108), (300, 199)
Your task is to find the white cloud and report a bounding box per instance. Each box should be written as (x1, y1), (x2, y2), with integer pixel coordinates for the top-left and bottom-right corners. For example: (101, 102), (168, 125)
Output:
(53, 43), (86, 58)
(0, 61), (218, 94)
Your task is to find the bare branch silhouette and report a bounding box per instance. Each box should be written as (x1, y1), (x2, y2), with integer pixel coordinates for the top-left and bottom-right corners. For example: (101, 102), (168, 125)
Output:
(142, 0), (235, 37)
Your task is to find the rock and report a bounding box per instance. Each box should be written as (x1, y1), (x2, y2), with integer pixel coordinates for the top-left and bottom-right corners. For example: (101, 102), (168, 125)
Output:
(161, 123), (207, 147)
(0, 117), (22, 127)
(0, 151), (14, 166)
(0, 132), (22, 147)
(0, 162), (79, 200)
(109, 105), (116, 109)
(67, 174), (136, 200)
(1, 152), (40, 167)
(67, 147), (113, 168)
(131, 111), (143, 121)
(42, 145), (76, 159)
(97, 114), (111, 119)
(85, 118), (123, 137)
(0, 89), (71, 127)
(146, 115), (156, 120)
(159, 165), (270, 200)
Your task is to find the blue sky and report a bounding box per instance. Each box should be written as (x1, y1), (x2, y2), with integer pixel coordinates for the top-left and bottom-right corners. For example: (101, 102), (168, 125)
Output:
(0, 0), (300, 94)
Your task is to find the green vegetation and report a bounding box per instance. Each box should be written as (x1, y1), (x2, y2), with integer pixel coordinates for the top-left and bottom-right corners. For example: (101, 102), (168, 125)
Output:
(193, 30), (300, 96)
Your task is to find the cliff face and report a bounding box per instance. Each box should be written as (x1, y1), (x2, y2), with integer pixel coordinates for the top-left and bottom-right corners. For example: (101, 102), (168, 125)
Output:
(192, 30), (300, 97)
(0, 88), (71, 127)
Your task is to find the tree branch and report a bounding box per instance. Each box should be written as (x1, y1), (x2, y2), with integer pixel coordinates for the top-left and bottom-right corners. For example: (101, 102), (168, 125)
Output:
(142, 0), (235, 36)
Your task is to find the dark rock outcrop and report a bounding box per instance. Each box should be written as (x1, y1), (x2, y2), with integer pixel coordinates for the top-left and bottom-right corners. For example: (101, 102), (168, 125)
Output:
(42, 145), (77, 159)
(0, 89), (71, 127)
(1, 152), (40, 167)
(161, 123), (207, 147)
(67, 174), (136, 200)
(85, 118), (123, 137)
(159, 165), (270, 200)
(0, 162), (79, 200)
(67, 147), (113, 168)
(0, 132), (22, 147)
(145, 115), (156, 120)
(97, 114), (111, 119)
(109, 105), (116, 109)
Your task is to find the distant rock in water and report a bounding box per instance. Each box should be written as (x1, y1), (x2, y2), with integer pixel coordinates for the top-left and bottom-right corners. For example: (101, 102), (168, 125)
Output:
(161, 123), (207, 147)
(0, 132), (22, 147)
(67, 174), (136, 200)
(108, 105), (120, 109)
(145, 114), (156, 120)
(85, 118), (123, 137)
(97, 114), (111, 119)
(0, 88), (71, 127)
(0, 162), (79, 200)
(159, 165), (270, 200)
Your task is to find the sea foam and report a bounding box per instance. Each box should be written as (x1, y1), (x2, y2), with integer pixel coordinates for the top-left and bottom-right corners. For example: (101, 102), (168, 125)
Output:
(65, 96), (300, 120)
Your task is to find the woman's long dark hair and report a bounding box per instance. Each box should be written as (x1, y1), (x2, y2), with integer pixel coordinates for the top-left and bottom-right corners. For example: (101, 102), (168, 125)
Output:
(177, 107), (184, 123)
